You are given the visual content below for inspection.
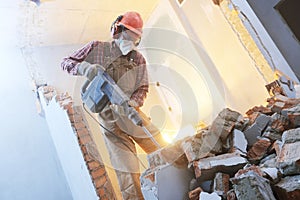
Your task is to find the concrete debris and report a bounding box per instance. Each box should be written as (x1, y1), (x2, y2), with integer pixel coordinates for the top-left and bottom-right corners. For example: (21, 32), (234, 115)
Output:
(199, 192), (221, 200)
(226, 189), (237, 200)
(141, 164), (194, 200)
(212, 172), (230, 198)
(38, 85), (56, 103)
(247, 104), (273, 114)
(261, 167), (280, 183)
(231, 170), (276, 200)
(188, 187), (202, 200)
(210, 108), (243, 142)
(247, 137), (271, 162)
(243, 114), (271, 146)
(274, 175), (300, 200)
(243, 123), (262, 147)
(141, 95), (300, 200)
(232, 129), (248, 154)
(276, 141), (300, 175)
(282, 127), (300, 143)
(270, 101), (285, 113)
(181, 131), (211, 163)
(193, 152), (247, 182)
(262, 113), (289, 141)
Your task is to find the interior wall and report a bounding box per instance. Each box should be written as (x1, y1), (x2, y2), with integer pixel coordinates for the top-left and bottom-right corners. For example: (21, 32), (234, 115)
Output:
(0, 3), (72, 199)
(134, 0), (271, 141)
(246, 0), (300, 80)
(139, 0), (227, 141)
(39, 93), (99, 200)
(168, 0), (270, 114)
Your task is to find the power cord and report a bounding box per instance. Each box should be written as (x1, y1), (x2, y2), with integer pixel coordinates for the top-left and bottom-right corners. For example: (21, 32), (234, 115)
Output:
(82, 104), (148, 170)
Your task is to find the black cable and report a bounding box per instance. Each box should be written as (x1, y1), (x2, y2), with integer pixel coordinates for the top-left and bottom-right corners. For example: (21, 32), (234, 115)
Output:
(82, 104), (148, 170)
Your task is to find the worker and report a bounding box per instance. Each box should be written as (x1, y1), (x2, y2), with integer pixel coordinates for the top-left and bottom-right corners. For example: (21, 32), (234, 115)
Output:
(61, 11), (167, 200)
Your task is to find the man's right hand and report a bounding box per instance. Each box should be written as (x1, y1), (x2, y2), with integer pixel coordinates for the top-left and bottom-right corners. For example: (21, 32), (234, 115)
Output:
(77, 61), (101, 81)
(110, 104), (129, 116)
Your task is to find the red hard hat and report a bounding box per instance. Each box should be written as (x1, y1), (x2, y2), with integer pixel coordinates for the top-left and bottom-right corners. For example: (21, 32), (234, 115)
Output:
(118, 11), (143, 36)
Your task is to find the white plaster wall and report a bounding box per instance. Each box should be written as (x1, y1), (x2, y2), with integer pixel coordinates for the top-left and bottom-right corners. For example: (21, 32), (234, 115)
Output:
(0, 51), (73, 200)
(0, 4), (72, 199)
(168, 0), (270, 114)
(39, 96), (98, 200)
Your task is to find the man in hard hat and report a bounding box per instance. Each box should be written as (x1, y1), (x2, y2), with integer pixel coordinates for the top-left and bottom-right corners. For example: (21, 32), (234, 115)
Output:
(61, 11), (167, 200)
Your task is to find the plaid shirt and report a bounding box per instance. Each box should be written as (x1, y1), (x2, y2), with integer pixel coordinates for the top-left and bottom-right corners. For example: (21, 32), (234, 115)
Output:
(61, 40), (149, 107)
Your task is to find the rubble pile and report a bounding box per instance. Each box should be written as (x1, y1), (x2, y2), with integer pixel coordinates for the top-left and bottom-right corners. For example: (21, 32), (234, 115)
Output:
(141, 94), (300, 200)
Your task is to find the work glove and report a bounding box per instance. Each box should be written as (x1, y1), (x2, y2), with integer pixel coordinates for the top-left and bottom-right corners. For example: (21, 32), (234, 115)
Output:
(110, 103), (129, 116)
(77, 61), (101, 81)
(128, 99), (139, 108)
(110, 100), (138, 116)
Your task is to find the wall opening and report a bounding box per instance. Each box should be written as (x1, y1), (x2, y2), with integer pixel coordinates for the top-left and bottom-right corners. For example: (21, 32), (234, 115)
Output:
(275, 0), (300, 42)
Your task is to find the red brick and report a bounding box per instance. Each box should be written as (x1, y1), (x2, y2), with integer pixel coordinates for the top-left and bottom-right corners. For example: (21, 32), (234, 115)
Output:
(247, 137), (271, 161)
(97, 188), (105, 197)
(227, 189), (237, 200)
(74, 121), (87, 130)
(84, 154), (93, 162)
(91, 167), (106, 179)
(213, 173), (230, 198)
(100, 196), (109, 200)
(79, 135), (92, 144)
(63, 103), (72, 110)
(94, 175), (107, 188)
(81, 145), (88, 155)
(77, 129), (89, 138)
(69, 114), (83, 123)
(67, 107), (75, 115)
(87, 161), (101, 170)
(188, 187), (202, 200)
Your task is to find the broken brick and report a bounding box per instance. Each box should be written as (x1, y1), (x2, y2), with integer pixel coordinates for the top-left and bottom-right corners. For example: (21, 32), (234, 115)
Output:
(181, 131), (210, 163)
(262, 113), (289, 141)
(282, 128), (300, 143)
(193, 152), (247, 182)
(231, 171), (276, 200)
(94, 175), (107, 188)
(270, 101), (285, 113)
(188, 187), (202, 200)
(234, 165), (263, 178)
(244, 114), (271, 146)
(213, 172), (230, 198)
(226, 189), (237, 200)
(247, 137), (271, 162)
(160, 140), (188, 168)
(91, 167), (106, 179)
(277, 141), (300, 176)
(210, 108), (242, 143)
(246, 106), (273, 118)
(274, 175), (300, 200)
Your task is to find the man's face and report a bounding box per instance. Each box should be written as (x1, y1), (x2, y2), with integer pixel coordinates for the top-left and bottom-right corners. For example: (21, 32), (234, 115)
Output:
(121, 30), (141, 46)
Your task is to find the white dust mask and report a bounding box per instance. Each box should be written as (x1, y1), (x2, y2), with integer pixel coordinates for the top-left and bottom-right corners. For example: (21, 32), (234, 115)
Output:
(116, 38), (135, 55)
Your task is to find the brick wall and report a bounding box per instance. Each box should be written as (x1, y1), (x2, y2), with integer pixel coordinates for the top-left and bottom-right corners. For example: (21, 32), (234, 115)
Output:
(43, 86), (116, 200)
(67, 106), (116, 200)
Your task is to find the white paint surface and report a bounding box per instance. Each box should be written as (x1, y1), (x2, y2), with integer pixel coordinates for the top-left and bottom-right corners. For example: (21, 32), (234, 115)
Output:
(39, 94), (98, 200)
(0, 3), (72, 199)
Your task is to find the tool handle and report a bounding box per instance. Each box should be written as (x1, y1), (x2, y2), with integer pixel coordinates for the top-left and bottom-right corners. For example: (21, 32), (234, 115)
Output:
(80, 79), (91, 96)
(127, 106), (143, 126)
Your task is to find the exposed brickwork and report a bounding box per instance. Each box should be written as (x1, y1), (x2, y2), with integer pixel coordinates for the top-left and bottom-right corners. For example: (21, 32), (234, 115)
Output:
(55, 92), (116, 200)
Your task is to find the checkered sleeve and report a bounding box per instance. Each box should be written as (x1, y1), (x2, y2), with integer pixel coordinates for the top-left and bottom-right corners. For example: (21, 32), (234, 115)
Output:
(130, 54), (149, 107)
(61, 41), (96, 75)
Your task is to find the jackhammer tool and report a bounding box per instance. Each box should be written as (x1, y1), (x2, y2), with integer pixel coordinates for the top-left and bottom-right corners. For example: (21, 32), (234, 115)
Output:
(81, 65), (161, 148)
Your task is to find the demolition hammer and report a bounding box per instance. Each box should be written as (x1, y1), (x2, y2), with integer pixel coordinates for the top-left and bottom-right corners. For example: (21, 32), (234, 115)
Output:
(81, 65), (161, 148)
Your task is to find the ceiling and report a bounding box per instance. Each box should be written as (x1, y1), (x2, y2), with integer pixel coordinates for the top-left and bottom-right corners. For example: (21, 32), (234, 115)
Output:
(1, 0), (160, 47)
